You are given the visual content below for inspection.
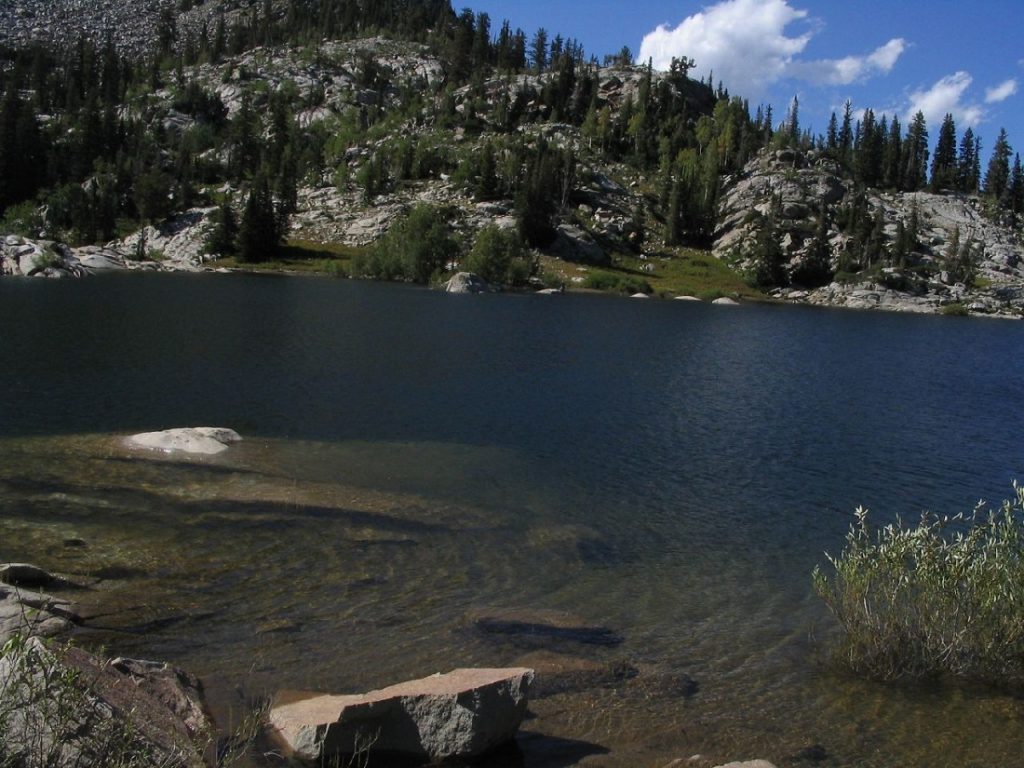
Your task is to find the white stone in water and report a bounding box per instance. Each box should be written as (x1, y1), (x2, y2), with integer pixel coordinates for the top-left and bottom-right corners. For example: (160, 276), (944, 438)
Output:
(127, 427), (242, 456)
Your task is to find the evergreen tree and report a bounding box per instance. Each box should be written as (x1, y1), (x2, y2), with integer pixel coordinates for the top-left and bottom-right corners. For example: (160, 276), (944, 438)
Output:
(236, 174), (280, 263)
(838, 100), (854, 166)
(825, 111), (838, 154)
(956, 127), (978, 192)
(902, 111), (929, 191)
(1010, 153), (1024, 216)
(984, 128), (1012, 202)
(930, 113), (957, 191)
(529, 28), (548, 73)
(882, 115), (902, 189)
(204, 198), (238, 257)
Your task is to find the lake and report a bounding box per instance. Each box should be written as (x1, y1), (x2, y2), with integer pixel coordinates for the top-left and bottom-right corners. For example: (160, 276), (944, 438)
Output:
(1, 273), (1023, 767)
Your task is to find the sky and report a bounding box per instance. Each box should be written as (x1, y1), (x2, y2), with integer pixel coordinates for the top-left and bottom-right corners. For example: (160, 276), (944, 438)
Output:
(456, 0), (1023, 159)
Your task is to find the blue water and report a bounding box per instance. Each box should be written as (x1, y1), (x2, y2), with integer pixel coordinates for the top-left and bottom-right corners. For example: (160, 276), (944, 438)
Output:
(2, 273), (1023, 766)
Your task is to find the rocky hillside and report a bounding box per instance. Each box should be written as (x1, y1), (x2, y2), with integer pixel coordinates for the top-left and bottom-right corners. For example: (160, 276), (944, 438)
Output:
(0, 0), (258, 56)
(1, 38), (677, 287)
(715, 149), (1024, 315)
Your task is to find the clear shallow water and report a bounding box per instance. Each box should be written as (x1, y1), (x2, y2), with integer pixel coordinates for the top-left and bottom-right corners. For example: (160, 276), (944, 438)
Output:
(1, 273), (1024, 766)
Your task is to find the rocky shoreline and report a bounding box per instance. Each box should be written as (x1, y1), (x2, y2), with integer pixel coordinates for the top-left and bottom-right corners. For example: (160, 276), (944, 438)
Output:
(5, 225), (1022, 318)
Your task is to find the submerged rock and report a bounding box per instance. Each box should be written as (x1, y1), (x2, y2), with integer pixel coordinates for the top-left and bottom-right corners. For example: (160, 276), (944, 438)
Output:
(269, 667), (533, 762)
(469, 607), (624, 649)
(513, 650), (638, 698)
(0, 562), (60, 588)
(127, 427), (242, 456)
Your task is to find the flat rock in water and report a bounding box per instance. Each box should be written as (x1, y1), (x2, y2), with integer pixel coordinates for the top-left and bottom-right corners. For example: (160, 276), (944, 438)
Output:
(127, 427), (242, 455)
(513, 650), (637, 698)
(469, 607), (624, 649)
(712, 297), (739, 305)
(0, 584), (78, 642)
(269, 667), (533, 762)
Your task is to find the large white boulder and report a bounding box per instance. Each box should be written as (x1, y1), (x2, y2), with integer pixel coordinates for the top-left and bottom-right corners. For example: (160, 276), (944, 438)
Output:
(445, 272), (489, 294)
(269, 667), (534, 762)
(127, 427), (242, 456)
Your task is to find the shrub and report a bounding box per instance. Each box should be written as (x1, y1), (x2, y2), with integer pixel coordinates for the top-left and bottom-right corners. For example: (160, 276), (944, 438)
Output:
(0, 201), (43, 237)
(352, 205), (457, 284)
(463, 225), (533, 286)
(0, 635), (184, 767)
(812, 484), (1024, 685)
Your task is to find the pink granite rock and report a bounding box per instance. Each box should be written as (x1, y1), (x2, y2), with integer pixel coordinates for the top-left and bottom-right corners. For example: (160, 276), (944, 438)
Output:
(269, 667), (534, 762)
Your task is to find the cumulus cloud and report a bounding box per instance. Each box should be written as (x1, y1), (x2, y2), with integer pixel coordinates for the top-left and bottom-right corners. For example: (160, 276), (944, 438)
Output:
(786, 38), (906, 85)
(985, 78), (1018, 103)
(907, 72), (984, 127)
(636, 0), (905, 97)
(637, 0), (811, 95)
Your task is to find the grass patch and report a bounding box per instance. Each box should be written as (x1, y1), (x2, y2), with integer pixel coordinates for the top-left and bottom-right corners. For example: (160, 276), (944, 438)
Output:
(940, 302), (970, 316)
(813, 484), (1024, 686)
(581, 270), (650, 294)
(215, 239), (364, 276)
(537, 247), (761, 301)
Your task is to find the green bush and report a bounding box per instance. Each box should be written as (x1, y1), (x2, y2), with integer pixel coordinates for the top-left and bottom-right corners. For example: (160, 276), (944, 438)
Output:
(0, 201), (43, 237)
(463, 225), (533, 286)
(941, 302), (969, 317)
(352, 205), (457, 284)
(813, 484), (1024, 685)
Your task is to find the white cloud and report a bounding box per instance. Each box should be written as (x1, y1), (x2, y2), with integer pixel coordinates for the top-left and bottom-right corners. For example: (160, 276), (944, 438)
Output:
(636, 0), (905, 97)
(985, 78), (1018, 103)
(637, 0), (811, 96)
(786, 38), (906, 85)
(907, 72), (984, 128)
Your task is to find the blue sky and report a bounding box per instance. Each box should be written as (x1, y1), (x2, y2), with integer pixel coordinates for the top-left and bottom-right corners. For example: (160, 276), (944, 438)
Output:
(457, 0), (1022, 160)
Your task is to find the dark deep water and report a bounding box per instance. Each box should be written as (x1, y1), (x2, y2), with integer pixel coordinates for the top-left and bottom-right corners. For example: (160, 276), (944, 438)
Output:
(2, 272), (1023, 766)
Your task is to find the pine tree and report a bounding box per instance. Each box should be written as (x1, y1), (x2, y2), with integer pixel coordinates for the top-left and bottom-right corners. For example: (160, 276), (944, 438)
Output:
(956, 127), (978, 192)
(838, 100), (854, 166)
(1010, 153), (1024, 216)
(204, 199), (238, 257)
(984, 128), (1012, 202)
(902, 111), (929, 191)
(529, 28), (548, 73)
(930, 114), (957, 191)
(882, 115), (902, 189)
(236, 174), (280, 263)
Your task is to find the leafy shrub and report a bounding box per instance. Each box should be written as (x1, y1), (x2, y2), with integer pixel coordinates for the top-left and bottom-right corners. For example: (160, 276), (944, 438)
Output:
(463, 225), (533, 286)
(940, 302), (969, 317)
(813, 484), (1024, 685)
(352, 205), (457, 283)
(0, 635), (183, 767)
(0, 201), (43, 237)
